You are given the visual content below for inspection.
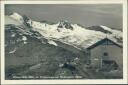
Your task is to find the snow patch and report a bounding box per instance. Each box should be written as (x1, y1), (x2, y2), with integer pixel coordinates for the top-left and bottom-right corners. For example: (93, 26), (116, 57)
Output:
(22, 36), (27, 41)
(9, 48), (16, 54)
(74, 57), (79, 60)
(23, 41), (27, 44)
(29, 63), (41, 70)
(11, 34), (16, 37)
(59, 63), (64, 67)
(48, 40), (58, 46)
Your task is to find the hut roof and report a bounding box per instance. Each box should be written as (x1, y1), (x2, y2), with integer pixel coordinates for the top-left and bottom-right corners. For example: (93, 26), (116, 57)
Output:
(86, 38), (123, 50)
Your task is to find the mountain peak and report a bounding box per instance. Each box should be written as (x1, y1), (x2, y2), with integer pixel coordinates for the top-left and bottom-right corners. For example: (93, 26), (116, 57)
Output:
(57, 20), (73, 30)
(9, 12), (23, 23)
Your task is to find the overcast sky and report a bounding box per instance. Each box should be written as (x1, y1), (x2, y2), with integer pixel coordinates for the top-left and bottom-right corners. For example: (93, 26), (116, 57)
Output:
(5, 4), (122, 29)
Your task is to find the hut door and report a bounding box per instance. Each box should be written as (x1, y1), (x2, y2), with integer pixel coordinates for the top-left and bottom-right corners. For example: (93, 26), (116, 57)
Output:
(100, 52), (109, 68)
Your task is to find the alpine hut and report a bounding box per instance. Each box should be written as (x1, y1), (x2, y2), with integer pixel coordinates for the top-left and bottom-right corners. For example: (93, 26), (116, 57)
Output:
(86, 38), (123, 71)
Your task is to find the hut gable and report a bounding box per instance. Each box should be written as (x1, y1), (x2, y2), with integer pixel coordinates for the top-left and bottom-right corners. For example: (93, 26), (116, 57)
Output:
(86, 38), (122, 50)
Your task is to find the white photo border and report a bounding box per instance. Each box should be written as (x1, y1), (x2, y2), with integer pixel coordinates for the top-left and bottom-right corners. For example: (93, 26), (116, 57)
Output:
(1, 0), (127, 84)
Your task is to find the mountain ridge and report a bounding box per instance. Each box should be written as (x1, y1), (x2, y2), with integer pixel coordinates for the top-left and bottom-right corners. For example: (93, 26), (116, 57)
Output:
(6, 12), (122, 49)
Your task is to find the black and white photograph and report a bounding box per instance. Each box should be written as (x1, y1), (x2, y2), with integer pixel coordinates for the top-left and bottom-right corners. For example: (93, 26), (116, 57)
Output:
(0, 0), (128, 84)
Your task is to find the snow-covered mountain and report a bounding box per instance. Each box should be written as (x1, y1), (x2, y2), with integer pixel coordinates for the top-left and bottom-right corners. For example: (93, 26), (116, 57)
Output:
(5, 12), (122, 50)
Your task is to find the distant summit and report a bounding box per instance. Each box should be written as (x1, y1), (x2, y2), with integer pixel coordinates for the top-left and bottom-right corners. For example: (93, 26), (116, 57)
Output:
(86, 25), (112, 34)
(57, 20), (73, 30)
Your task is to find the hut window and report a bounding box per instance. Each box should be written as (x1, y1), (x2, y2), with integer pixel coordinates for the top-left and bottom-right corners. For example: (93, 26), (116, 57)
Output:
(103, 52), (108, 56)
(86, 51), (91, 56)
